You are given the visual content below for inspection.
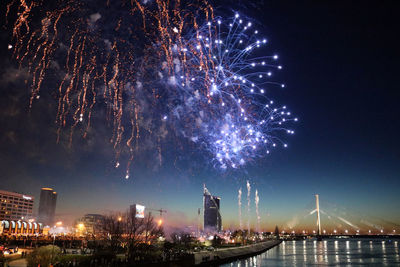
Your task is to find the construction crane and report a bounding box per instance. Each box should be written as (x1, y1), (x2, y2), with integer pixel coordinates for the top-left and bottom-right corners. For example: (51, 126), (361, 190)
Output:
(147, 208), (167, 217)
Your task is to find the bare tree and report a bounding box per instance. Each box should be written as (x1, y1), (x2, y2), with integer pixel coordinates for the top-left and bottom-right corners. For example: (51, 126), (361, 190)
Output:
(143, 215), (163, 244)
(98, 210), (164, 263)
(125, 209), (145, 261)
(125, 211), (164, 262)
(100, 213), (124, 253)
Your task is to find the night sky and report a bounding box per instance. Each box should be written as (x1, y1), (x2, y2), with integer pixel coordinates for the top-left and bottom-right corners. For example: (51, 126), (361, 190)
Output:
(1, 1), (399, 232)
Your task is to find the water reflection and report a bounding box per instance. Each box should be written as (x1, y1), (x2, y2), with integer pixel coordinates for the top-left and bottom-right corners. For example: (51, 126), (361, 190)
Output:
(382, 241), (387, 265)
(220, 239), (400, 267)
(292, 241), (296, 265)
(334, 240), (339, 263)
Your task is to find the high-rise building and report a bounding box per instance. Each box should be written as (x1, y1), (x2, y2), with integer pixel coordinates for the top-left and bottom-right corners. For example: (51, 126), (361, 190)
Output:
(130, 204), (145, 218)
(38, 188), (57, 226)
(203, 187), (221, 232)
(0, 189), (34, 221)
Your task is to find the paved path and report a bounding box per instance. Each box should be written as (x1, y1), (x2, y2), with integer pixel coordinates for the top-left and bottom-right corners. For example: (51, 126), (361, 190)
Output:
(194, 240), (282, 265)
(8, 258), (27, 267)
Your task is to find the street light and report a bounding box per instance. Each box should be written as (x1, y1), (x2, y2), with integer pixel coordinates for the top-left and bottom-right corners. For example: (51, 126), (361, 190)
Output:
(77, 223), (85, 236)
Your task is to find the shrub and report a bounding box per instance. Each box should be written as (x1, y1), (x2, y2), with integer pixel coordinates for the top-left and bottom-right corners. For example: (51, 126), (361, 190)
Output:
(58, 254), (92, 265)
(26, 245), (61, 267)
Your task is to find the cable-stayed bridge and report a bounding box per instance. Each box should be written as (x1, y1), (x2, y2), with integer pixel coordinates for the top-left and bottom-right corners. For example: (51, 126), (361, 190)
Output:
(280, 194), (400, 239)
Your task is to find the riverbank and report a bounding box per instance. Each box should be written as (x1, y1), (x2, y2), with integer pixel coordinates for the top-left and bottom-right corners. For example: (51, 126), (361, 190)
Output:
(2, 241), (282, 267)
(220, 238), (400, 266)
(194, 240), (282, 265)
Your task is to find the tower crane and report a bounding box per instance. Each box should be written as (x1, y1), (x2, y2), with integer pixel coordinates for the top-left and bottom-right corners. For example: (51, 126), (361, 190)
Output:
(147, 208), (167, 217)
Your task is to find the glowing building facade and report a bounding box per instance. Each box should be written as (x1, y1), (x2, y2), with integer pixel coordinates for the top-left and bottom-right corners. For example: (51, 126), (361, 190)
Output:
(0, 189), (34, 221)
(0, 220), (43, 235)
(77, 214), (104, 236)
(38, 188), (57, 226)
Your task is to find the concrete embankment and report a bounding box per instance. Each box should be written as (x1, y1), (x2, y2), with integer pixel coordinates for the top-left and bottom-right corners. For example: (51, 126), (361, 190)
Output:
(194, 239), (281, 265)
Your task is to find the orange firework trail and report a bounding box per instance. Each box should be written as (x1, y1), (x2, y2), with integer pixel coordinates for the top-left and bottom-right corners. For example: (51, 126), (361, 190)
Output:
(6, 0), (214, 178)
(5, 0), (297, 177)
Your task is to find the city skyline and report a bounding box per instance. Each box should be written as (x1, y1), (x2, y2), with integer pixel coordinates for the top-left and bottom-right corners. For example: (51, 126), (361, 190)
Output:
(0, 180), (397, 234)
(1, 0), (399, 234)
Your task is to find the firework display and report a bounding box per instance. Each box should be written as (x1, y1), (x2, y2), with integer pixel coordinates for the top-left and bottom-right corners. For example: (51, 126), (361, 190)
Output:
(6, 0), (297, 177)
(165, 14), (298, 169)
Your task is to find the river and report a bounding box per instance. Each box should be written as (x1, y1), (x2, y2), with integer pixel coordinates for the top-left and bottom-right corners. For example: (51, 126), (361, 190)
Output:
(220, 238), (400, 266)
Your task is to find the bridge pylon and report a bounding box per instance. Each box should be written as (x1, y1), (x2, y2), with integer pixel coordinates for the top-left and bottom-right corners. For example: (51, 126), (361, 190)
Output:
(315, 194), (322, 240)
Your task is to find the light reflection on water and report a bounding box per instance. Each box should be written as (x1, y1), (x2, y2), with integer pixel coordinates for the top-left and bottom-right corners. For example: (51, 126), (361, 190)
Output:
(220, 239), (400, 267)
